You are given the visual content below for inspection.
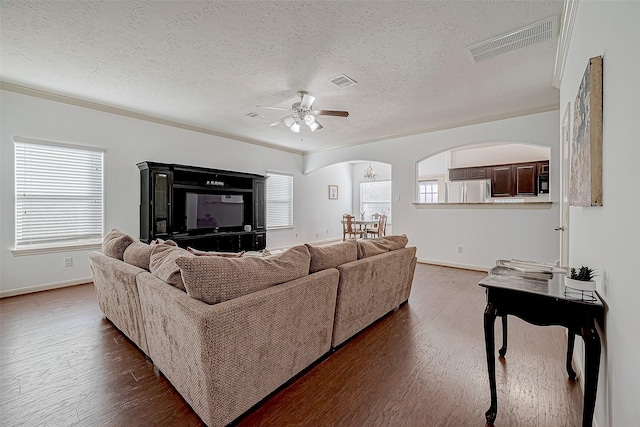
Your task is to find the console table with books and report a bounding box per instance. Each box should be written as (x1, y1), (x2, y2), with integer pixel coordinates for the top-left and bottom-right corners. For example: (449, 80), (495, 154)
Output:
(479, 262), (605, 427)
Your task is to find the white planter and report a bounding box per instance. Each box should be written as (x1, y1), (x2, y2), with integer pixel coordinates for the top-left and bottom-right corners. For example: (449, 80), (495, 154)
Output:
(564, 277), (596, 292)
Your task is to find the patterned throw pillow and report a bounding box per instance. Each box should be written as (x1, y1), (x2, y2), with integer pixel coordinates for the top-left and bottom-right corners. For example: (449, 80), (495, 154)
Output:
(149, 244), (194, 291)
(102, 228), (135, 260)
(176, 245), (310, 304)
(305, 239), (357, 273)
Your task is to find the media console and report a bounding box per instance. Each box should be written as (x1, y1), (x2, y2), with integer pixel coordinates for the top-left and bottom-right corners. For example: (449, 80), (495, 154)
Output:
(137, 162), (266, 252)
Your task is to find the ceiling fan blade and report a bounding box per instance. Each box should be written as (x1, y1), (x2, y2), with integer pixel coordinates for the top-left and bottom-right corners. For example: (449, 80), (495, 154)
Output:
(314, 110), (349, 117)
(300, 94), (316, 109)
(270, 115), (293, 127)
(256, 105), (291, 111)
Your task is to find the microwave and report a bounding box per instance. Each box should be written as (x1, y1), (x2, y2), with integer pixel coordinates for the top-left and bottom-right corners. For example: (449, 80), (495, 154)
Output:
(538, 173), (549, 194)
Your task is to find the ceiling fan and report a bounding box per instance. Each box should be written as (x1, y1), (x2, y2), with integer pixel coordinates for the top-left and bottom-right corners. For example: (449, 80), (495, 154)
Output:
(256, 91), (349, 133)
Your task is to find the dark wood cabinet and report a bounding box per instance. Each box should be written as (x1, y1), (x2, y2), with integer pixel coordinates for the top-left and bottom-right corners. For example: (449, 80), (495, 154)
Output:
(489, 161), (548, 197)
(515, 163), (537, 196)
(490, 166), (514, 197)
(138, 162), (267, 251)
(449, 166), (487, 181)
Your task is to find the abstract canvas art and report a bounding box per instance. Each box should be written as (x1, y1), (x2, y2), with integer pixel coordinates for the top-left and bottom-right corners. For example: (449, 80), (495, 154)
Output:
(570, 56), (603, 206)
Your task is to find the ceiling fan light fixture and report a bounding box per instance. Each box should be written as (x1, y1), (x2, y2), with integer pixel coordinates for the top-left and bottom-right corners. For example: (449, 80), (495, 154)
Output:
(309, 121), (323, 132)
(290, 122), (301, 133)
(304, 114), (316, 126)
(284, 116), (295, 128)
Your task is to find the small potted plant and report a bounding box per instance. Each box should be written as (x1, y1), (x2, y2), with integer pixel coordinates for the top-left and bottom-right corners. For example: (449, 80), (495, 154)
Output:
(565, 266), (596, 291)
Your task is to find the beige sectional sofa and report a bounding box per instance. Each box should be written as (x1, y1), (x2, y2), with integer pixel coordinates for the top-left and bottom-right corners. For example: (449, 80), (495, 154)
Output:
(89, 229), (417, 426)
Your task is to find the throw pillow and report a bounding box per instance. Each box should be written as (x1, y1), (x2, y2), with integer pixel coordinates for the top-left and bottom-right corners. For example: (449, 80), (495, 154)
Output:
(187, 247), (245, 258)
(154, 238), (177, 246)
(357, 240), (389, 259)
(123, 240), (156, 270)
(102, 228), (135, 260)
(176, 245), (310, 304)
(305, 239), (357, 273)
(149, 244), (194, 291)
(357, 234), (409, 259)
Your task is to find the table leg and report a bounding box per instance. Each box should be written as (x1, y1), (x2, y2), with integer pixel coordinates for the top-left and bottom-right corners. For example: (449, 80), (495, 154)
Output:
(581, 325), (601, 427)
(499, 315), (508, 357)
(566, 331), (577, 380)
(484, 302), (498, 424)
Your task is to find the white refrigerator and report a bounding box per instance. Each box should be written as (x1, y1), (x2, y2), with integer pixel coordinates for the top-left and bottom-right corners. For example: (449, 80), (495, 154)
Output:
(446, 180), (490, 203)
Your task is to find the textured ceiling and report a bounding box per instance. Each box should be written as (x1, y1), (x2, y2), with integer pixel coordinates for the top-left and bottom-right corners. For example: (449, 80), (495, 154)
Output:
(0, 1), (563, 154)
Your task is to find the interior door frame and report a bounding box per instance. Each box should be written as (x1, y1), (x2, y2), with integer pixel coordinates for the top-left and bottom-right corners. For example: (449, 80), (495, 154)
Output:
(559, 102), (571, 267)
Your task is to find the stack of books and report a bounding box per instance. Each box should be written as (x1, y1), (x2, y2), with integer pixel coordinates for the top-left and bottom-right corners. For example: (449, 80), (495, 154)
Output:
(497, 259), (568, 280)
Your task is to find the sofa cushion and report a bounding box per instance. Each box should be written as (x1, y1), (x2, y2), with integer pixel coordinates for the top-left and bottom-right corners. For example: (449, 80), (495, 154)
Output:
(176, 245), (311, 304)
(102, 228), (135, 260)
(149, 244), (193, 291)
(357, 234), (409, 259)
(306, 239), (357, 273)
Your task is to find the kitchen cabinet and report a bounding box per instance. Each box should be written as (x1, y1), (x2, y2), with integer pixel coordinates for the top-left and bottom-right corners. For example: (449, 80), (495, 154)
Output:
(451, 160), (548, 197)
(449, 166), (488, 181)
(490, 166), (514, 197)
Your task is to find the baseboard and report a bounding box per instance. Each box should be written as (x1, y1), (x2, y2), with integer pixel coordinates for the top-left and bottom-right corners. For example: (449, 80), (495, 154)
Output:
(417, 258), (490, 273)
(0, 277), (92, 298)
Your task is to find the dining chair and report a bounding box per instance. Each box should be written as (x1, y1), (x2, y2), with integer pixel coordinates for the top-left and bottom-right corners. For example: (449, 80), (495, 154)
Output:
(366, 214), (386, 238)
(342, 214), (359, 240)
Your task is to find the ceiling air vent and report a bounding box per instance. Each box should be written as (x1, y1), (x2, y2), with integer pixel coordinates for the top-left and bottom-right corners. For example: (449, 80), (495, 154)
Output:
(330, 74), (357, 89)
(467, 15), (558, 64)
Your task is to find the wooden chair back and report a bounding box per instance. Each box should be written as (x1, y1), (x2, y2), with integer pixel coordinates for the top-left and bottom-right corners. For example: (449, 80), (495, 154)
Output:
(342, 214), (358, 240)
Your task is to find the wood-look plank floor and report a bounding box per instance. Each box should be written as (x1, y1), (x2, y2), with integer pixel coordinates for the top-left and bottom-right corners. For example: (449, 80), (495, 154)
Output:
(0, 264), (583, 426)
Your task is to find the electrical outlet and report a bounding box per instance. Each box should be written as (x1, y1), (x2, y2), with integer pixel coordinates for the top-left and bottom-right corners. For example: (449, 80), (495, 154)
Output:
(64, 257), (73, 267)
(456, 245), (463, 254)
(315, 233), (320, 238)
(295, 232), (298, 238)
(326, 229), (329, 234)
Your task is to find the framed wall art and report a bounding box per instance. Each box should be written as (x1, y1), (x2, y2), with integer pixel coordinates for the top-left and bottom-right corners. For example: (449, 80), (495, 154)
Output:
(328, 185), (338, 200)
(570, 55), (603, 207)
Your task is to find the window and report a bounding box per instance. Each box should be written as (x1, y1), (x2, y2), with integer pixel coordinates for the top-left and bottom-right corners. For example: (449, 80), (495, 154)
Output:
(418, 179), (439, 203)
(14, 138), (104, 251)
(360, 181), (391, 222)
(266, 172), (293, 228)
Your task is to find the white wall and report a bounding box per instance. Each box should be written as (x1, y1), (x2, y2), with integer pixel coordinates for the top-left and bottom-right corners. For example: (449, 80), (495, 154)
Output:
(560, 2), (640, 425)
(0, 90), (350, 295)
(305, 110), (561, 270)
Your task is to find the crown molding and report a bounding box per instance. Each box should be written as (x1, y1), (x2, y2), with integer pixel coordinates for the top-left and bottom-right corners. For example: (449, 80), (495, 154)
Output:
(0, 82), (304, 155)
(553, 0), (579, 88)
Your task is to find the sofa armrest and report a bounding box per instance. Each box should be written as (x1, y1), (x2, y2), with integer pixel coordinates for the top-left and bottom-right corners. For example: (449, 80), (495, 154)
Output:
(332, 246), (417, 347)
(88, 251), (149, 355)
(137, 268), (339, 427)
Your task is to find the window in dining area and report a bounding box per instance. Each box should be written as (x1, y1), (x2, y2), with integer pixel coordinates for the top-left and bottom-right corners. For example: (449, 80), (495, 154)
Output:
(359, 181), (391, 222)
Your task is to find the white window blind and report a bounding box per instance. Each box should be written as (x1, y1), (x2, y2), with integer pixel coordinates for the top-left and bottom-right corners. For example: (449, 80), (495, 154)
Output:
(360, 181), (392, 222)
(15, 139), (104, 249)
(266, 172), (293, 228)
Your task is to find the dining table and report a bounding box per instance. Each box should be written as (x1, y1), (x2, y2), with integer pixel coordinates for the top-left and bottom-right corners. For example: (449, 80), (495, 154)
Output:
(341, 219), (378, 238)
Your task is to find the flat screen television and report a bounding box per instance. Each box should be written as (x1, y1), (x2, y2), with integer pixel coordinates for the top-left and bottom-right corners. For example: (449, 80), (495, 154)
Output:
(185, 192), (244, 230)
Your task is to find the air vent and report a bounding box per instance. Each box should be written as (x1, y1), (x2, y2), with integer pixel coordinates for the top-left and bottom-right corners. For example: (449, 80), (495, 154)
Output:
(467, 15), (558, 64)
(330, 74), (357, 89)
(245, 112), (264, 118)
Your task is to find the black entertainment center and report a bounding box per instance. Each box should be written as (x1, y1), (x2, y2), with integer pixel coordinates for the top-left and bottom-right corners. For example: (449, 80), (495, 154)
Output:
(137, 161), (266, 252)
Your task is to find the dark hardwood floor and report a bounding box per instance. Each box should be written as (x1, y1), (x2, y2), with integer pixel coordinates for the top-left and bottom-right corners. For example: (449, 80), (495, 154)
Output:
(1, 264), (583, 426)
